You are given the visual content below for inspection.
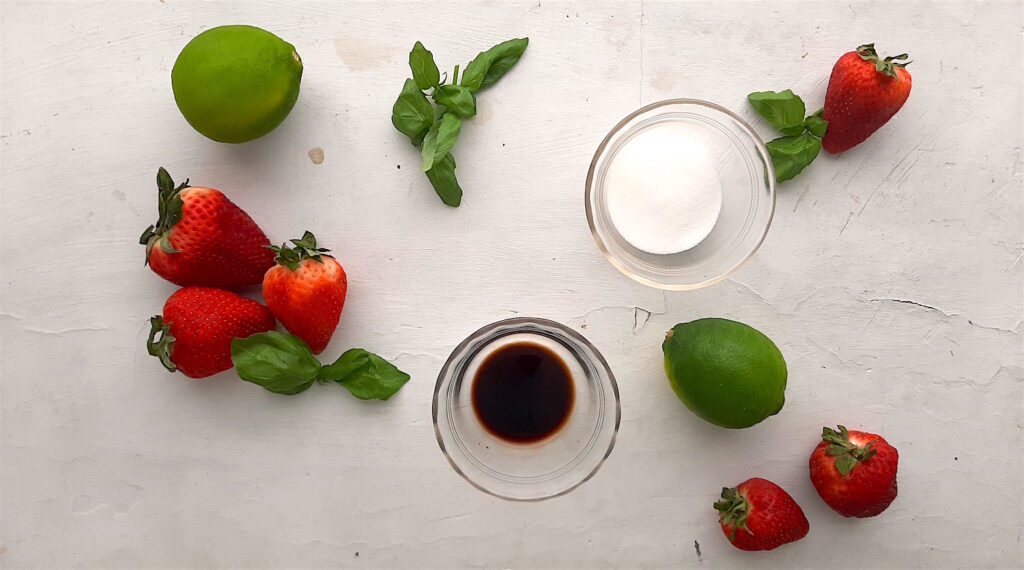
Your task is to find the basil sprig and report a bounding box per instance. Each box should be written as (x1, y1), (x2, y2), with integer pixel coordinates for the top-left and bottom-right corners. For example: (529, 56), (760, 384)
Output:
(231, 332), (410, 400)
(748, 90), (829, 183)
(391, 38), (529, 207)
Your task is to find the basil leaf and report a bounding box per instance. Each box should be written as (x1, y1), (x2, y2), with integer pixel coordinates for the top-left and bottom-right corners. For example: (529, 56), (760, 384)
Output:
(804, 108), (828, 138)
(766, 133), (822, 183)
(231, 332), (321, 395)
(479, 37), (528, 89)
(433, 85), (477, 118)
(420, 113), (461, 172)
(748, 90), (806, 135)
(391, 78), (434, 144)
(460, 51), (492, 93)
(425, 153), (462, 207)
(409, 41), (440, 90)
(319, 349), (411, 401)
(419, 119), (441, 170)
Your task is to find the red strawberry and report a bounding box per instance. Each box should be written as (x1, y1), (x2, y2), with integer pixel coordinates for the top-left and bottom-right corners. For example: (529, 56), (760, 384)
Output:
(822, 43), (912, 154)
(147, 286), (276, 378)
(262, 231), (347, 354)
(714, 477), (809, 552)
(809, 425), (899, 518)
(140, 167), (274, 288)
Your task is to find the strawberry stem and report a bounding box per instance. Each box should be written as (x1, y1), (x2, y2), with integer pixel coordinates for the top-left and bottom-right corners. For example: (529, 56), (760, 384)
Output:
(146, 315), (177, 373)
(266, 231), (332, 271)
(714, 486), (752, 541)
(139, 167), (188, 263)
(822, 424), (878, 476)
(856, 43), (911, 79)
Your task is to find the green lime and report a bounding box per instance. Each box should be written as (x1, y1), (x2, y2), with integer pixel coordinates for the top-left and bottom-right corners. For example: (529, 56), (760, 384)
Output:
(171, 25), (302, 143)
(662, 318), (787, 429)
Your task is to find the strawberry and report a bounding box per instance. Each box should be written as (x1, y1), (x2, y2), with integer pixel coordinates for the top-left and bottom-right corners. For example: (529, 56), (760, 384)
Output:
(809, 425), (899, 518)
(714, 477), (809, 552)
(140, 167), (274, 288)
(822, 43), (912, 154)
(262, 231), (347, 354)
(147, 286), (276, 379)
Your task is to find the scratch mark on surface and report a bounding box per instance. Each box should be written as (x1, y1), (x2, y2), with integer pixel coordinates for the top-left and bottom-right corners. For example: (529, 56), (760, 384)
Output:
(856, 182), (884, 219)
(857, 302), (883, 341)
(808, 338), (859, 368)
(728, 279), (769, 306)
(426, 512), (473, 525)
(895, 156), (920, 188)
(870, 297), (947, 315)
(694, 539), (702, 561)
(966, 319), (1020, 335)
(839, 213), (854, 236)
(979, 366), (1012, 387)
(572, 305), (632, 323)
(793, 184), (811, 212)
(870, 298), (1021, 335)
(1004, 248), (1024, 273)
(21, 326), (108, 336)
(633, 307), (652, 334)
(788, 290), (819, 314)
(856, 142), (920, 219)
(638, 0), (645, 104)
(391, 351), (437, 362)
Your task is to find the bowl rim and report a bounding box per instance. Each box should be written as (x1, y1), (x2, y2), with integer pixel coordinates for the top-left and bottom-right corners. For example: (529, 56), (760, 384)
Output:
(585, 98), (776, 291)
(432, 316), (621, 502)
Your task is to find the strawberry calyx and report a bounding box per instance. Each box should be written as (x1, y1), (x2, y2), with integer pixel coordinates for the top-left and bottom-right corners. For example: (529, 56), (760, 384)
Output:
(856, 43), (911, 79)
(146, 315), (177, 373)
(267, 231), (332, 271)
(822, 424), (878, 476)
(714, 486), (752, 541)
(139, 167), (189, 264)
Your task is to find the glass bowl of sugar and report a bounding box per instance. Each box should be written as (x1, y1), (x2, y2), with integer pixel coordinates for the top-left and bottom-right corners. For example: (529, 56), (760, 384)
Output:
(586, 99), (775, 290)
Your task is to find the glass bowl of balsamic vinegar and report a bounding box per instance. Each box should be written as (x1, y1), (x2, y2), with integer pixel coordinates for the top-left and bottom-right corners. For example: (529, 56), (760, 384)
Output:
(433, 318), (620, 501)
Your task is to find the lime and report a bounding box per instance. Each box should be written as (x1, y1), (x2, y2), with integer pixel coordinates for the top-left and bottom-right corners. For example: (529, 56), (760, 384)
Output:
(171, 25), (302, 143)
(662, 318), (787, 428)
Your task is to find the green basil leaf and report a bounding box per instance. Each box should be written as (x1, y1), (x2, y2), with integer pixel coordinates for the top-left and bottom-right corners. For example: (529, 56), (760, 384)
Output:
(748, 90), (806, 134)
(460, 51), (492, 93)
(391, 78), (434, 144)
(319, 349), (411, 401)
(425, 153), (462, 207)
(433, 85), (477, 118)
(766, 132), (822, 183)
(231, 332), (321, 395)
(479, 37), (529, 89)
(804, 108), (828, 138)
(409, 41), (440, 90)
(779, 124), (807, 137)
(419, 119), (442, 170)
(420, 113), (461, 172)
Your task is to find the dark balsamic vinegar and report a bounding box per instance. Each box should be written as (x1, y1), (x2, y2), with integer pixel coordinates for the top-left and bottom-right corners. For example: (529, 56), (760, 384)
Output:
(471, 342), (575, 444)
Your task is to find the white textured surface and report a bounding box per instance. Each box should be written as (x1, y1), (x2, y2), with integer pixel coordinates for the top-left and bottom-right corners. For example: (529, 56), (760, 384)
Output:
(1, 1), (1021, 568)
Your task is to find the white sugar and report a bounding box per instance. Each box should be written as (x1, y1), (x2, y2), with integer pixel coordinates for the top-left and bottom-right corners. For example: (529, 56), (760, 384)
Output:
(605, 123), (722, 255)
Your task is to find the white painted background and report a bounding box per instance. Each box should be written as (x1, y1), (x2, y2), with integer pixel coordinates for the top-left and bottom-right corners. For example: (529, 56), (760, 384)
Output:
(2, 1), (1021, 568)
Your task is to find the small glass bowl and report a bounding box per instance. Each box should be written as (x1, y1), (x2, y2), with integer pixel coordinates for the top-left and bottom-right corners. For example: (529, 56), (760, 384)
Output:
(586, 99), (776, 290)
(433, 318), (620, 501)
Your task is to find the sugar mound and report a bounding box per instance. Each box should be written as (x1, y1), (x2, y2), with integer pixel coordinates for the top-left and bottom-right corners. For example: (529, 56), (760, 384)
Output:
(606, 123), (723, 255)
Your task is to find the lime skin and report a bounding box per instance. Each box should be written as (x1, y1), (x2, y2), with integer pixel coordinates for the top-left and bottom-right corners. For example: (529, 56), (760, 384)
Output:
(171, 25), (302, 143)
(662, 318), (787, 429)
